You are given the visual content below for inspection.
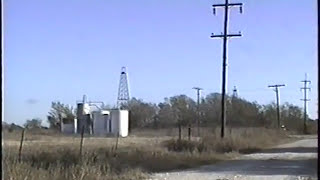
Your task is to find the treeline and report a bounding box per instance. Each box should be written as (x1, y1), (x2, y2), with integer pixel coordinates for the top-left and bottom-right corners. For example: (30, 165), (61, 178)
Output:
(11, 92), (315, 134)
(126, 93), (316, 133)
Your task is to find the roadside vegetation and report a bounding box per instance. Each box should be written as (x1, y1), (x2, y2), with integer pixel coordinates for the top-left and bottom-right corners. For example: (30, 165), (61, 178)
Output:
(3, 127), (291, 180)
(163, 127), (288, 154)
(2, 92), (317, 179)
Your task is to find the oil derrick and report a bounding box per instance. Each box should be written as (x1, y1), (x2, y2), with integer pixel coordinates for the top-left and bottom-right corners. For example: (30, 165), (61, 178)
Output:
(229, 86), (238, 130)
(231, 86), (238, 117)
(117, 67), (130, 109)
(232, 86), (238, 98)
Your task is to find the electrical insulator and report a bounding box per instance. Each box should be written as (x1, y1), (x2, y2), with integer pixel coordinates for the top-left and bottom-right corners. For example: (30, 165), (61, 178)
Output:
(213, 8), (216, 15)
(239, 6), (243, 14)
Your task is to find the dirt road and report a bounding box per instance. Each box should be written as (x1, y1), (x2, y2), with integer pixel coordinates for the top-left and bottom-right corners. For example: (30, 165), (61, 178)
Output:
(151, 135), (318, 180)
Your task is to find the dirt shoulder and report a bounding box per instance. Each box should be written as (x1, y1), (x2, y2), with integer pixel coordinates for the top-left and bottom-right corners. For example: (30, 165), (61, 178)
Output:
(151, 135), (318, 180)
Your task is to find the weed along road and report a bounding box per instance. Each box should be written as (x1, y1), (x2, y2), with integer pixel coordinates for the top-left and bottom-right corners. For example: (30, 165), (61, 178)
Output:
(151, 135), (318, 180)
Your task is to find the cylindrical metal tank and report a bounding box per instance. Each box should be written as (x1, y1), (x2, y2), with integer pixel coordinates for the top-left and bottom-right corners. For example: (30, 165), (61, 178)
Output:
(77, 103), (90, 116)
(83, 103), (90, 114)
(110, 110), (129, 137)
(77, 103), (84, 118)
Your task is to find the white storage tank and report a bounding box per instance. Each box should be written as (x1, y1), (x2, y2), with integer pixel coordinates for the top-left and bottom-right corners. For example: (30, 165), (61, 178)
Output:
(83, 103), (91, 114)
(92, 111), (110, 135)
(110, 110), (129, 137)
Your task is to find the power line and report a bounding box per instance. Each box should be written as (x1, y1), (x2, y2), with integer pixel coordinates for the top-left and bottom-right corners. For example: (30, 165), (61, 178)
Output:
(268, 84), (285, 128)
(300, 73), (311, 134)
(211, 0), (243, 138)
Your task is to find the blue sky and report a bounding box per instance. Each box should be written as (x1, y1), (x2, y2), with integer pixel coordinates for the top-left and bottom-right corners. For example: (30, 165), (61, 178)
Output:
(4, 0), (318, 126)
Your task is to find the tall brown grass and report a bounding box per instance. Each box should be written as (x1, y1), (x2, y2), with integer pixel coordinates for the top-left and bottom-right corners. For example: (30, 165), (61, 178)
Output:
(163, 127), (288, 154)
(2, 127), (289, 180)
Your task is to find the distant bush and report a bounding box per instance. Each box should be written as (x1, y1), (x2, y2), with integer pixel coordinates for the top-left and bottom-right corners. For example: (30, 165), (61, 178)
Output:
(164, 128), (287, 154)
(305, 120), (318, 134)
(164, 139), (198, 152)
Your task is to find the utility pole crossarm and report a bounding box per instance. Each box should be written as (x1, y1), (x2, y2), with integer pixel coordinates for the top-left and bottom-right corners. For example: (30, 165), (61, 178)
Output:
(301, 80), (311, 83)
(212, 3), (243, 8)
(212, 2), (243, 15)
(301, 87), (311, 90)
(211, 33), (242, 38)
(192, 87), (203, 91)
(268, 84), (285, 88)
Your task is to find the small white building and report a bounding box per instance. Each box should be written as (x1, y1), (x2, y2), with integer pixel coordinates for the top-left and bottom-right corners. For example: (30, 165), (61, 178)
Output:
(92, 110), (110, 135)
(61, 123), (76, 134)
(62, 101), (129, 137)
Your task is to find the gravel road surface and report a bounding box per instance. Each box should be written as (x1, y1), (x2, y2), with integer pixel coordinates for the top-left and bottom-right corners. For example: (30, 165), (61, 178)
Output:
(151, 135), (318, 180)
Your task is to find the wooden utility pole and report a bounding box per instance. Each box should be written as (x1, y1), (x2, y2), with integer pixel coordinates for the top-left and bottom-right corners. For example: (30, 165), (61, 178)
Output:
(300, 73), (311, 134)
(193, 87), (203, 137)
(268, 84), (285, 128)
(211, 0), (243, 138)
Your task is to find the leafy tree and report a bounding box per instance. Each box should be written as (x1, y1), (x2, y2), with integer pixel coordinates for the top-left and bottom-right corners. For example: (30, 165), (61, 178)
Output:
(169, 95), (196, 127)
(261, 102), (278, 128)
(24, 118), (42, 129)
(47, 102), (75, 129)
(227, 97), (262, 127)
(280, 102), (304, 132)
(157, 101), (175, 128)
(200, 93), (221, 126)
(128, 98), (158, 129)
(4, 123), (23, 132)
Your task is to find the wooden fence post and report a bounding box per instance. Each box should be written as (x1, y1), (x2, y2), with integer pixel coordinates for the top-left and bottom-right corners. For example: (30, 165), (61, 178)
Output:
(18, 128), (25, 162)
(188, 126), (191, 141)
(79, 126), (84, 157)
(115, 132), (119, 151)
(178, 124), (182, 141)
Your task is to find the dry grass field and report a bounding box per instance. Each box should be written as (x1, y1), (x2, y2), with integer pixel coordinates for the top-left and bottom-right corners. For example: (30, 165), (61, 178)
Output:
(2, 127), (292, 180)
